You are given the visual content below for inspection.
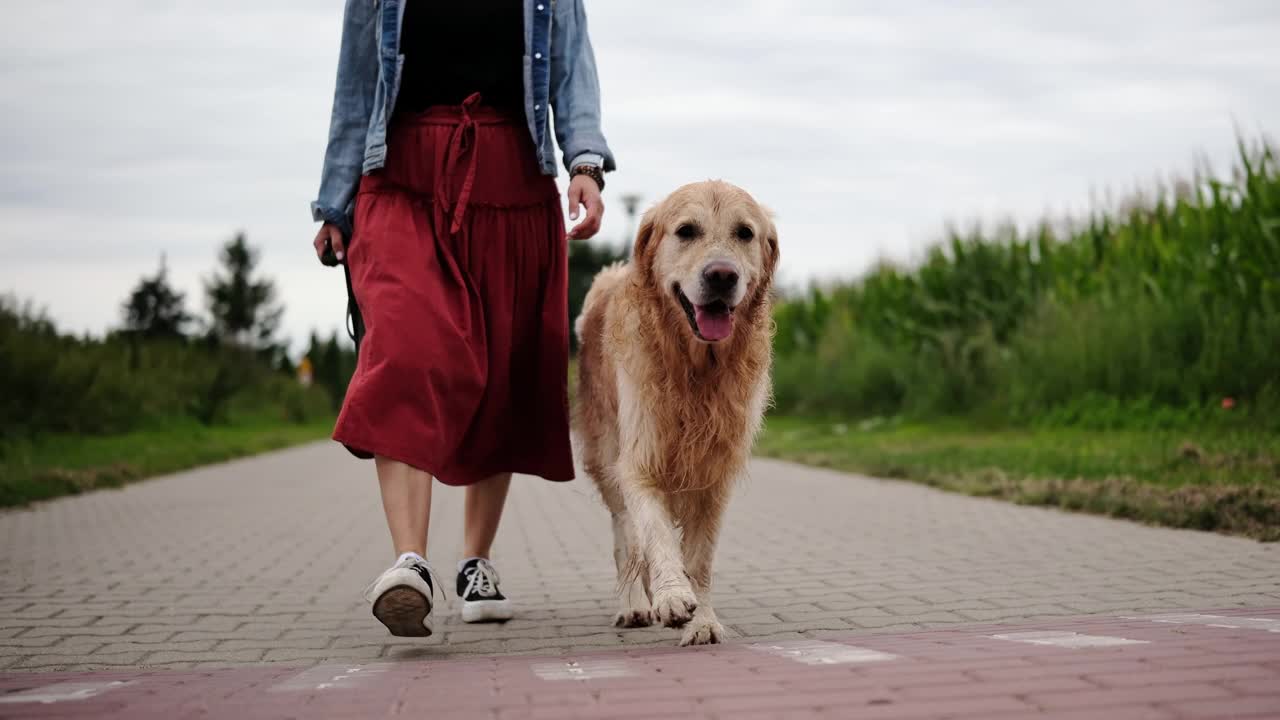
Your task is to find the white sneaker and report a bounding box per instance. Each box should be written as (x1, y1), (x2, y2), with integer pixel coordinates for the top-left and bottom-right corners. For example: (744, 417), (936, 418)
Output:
(457, 558), (514, 623)
(363, 556), (439, 637)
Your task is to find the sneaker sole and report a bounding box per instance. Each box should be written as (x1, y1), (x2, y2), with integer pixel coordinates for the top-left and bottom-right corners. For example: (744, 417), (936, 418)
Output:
(461, 599), (513, 623)
(372, 585), (433, 637)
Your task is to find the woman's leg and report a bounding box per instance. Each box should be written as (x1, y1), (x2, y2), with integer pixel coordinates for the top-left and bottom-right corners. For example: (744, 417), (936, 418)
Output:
(369, 456), (437, 637)
(458, 473), (515, 623)
(463, 473), (512, 559)
(376, 456), (433, 558)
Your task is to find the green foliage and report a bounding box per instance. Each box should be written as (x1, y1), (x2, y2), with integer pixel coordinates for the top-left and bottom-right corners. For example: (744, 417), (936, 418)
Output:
(0, 229), (344, 505)
(305, 330), (358, 412)
(568, 238), (628, 352)
(0, 296), (332, 443)
(773, 135), (1280, 428)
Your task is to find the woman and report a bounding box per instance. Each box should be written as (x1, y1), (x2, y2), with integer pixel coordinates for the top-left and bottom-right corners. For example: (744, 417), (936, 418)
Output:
(309, 0), (614, 637)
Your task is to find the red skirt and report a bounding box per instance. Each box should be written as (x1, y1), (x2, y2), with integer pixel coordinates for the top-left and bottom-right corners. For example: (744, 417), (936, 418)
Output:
(333, 95), (574, 486)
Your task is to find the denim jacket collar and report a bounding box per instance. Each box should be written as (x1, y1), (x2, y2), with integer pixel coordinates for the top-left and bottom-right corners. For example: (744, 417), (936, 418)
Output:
(312, 0), (615, 234)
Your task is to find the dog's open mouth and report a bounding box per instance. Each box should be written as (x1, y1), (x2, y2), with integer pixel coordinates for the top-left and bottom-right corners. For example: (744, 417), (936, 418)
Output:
(675, 284), (735, 342)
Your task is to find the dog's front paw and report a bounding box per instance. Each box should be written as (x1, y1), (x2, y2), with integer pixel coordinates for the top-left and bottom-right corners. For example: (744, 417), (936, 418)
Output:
(650, 585), (697, 628)
(613, 608), (654, 628)
(679, 617), (725, 646)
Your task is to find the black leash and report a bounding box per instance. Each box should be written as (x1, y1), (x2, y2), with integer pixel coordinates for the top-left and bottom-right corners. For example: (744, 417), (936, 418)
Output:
(342, 260), (366, 351)
(321, 234), (365, 352)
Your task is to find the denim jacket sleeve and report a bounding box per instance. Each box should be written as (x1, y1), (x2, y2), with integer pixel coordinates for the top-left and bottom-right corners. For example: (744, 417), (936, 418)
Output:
(549, 0), (616, 173)
(310, 0), (379, 237)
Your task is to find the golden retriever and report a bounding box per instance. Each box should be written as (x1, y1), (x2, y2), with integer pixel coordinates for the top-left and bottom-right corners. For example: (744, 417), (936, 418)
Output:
(573, 180), (778, 646)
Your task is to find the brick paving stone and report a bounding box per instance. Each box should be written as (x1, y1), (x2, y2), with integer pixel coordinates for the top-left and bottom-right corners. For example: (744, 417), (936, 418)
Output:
(3, 446), (1278, 666)
(0, 618), (1270, 720)
(1087, 664), (1278, 688)
(971, 659), (1154, 682)
(40, 640), (111, 657)
(85, 615), (201, 628)
(95, 639), (217, 655)
(0, 635), (64, 649)
(897, 675), (1099, 700)
(221, 636), (334, 652)
(0, 617), (97, 631)
(258, 647), (373, 663)
(995, 709), (1178, 720)
(11, 626), (157, 639)
(169, 629), (284, 643)
(1027, 682), (1235, 709)
(1156, 695), (1280, 718)
(143, 648), (269, 665)
(2, 445), (1280, 716)
(1223, 675), (1280, 695)
(11, 650), (148, 669)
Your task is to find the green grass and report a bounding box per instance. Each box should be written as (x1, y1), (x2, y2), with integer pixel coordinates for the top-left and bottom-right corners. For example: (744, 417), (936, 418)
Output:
(757, 416), (1280, 541)
(0, 415), (335, 507)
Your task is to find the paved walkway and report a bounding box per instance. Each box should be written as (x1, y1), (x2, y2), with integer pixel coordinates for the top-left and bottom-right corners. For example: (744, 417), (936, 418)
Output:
(2, 610), (1278, 718)
(2, 443), (1278, 670)
(2, 442), (1278, 717)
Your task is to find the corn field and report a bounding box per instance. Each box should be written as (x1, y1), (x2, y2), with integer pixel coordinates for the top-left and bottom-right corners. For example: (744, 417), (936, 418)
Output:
(772, 135), (1280, 429)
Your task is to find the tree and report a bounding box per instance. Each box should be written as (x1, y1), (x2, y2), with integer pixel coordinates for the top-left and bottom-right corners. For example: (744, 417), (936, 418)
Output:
(305, 329), (357, 409)
(121, 254), (191, 339)
(567, 238), (628, 352)
(204, 232), (283, 348)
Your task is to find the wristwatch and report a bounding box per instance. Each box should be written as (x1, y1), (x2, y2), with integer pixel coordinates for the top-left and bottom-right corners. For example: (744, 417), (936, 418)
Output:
(571, 164), (605, 191)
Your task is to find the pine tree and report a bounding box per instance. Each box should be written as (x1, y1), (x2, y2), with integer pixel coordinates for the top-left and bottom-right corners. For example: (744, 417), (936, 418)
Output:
(121, 254), (191, 339)
(204, 232), (283, 348)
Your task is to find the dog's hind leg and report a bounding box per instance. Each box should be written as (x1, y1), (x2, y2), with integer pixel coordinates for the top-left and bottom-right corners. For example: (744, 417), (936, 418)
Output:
(678, 512), (727, 646)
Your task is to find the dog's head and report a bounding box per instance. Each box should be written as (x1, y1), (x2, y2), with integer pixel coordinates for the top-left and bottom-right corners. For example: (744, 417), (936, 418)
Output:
(632, 180), (778, 344)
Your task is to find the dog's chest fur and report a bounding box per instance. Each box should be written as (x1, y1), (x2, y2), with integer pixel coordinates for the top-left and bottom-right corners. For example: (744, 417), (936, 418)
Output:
(622, 290), (771, 492)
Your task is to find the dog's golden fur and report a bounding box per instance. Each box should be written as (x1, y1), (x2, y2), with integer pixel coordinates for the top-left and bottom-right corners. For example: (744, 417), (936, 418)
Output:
(574, 180), (778, 646)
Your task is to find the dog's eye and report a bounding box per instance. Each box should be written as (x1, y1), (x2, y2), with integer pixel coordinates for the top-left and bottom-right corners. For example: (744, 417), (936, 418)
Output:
(735, 225), (754, 242)
(675, 223), (700, 241)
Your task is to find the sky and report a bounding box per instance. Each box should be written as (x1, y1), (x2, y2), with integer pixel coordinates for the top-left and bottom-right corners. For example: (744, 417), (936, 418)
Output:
(1, 0), (1277, 351)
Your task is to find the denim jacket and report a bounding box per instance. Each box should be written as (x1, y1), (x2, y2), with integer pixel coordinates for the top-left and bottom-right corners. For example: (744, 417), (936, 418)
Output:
(311, 0), (616, 234)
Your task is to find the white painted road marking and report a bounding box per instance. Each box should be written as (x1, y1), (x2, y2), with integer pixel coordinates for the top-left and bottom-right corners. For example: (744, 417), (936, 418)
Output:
(990, 630), (1149, 648)
(1123, 613), (1280, 633)
(749, 640), (898, 665)
(269, 663), (391, 692)
(0, 681), (131, 704)
(532, 659), (635, 681)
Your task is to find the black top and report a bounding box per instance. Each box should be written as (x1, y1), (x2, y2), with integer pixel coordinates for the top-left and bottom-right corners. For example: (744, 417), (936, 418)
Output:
(395, 0), (525, 116)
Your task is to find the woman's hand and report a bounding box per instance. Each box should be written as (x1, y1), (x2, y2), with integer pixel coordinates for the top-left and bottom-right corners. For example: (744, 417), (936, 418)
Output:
(566, 174), (603, 240)
(314, 222), (345, 264)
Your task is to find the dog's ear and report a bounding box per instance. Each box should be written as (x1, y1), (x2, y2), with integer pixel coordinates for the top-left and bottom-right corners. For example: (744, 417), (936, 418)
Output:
(759, 214), (780, 290)
(748, 215), (780, 318)
(632, 208), (661, 263)
(764, 218), (780, 276)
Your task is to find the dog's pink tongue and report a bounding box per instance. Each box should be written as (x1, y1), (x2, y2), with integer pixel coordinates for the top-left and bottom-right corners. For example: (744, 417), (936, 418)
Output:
(694, 307), (734, 341)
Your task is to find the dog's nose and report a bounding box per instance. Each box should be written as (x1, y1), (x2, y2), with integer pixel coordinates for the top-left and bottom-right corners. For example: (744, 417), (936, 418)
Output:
(702, 262), (739, 295)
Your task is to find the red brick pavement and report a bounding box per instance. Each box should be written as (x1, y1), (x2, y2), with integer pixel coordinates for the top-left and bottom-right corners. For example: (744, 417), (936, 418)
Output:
(1, 608), (1276, 719)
